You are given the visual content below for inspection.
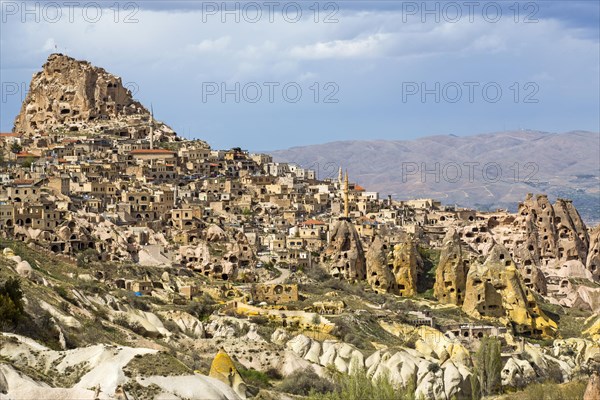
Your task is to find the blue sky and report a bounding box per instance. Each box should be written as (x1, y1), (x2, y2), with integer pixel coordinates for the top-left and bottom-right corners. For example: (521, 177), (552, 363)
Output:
(1, 0), (599, 150)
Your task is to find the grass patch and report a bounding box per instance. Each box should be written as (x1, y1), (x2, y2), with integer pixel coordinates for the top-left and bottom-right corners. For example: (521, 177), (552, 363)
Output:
(537, 298), (593, 338)
(497, 378), (587, 400)
(237, 365), (278, 389)
(124, 352), (192, 378)
(330, 313), (400, 350)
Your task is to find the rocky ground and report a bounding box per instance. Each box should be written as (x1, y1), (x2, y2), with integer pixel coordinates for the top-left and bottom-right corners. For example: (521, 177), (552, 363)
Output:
(1, 239), (599, 400)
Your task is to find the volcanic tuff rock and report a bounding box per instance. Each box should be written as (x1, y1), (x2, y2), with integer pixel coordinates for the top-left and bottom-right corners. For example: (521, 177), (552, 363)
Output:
(13, 53), (176, 141)
(514, 194), (591, 275)
(391, 240), (421, 297)
(323, 220), (366, 281)
(448, 194), (600, 312)
(209, 348), (247, 399)
(462, 243), (557, 337)
(433, 228), (478, 305)
(366, 236), (420, 296)
(452, 218), (550, 296)
(286, 328), (600, 400)
(366, 236), (395, 293)
(500, 194), (599, 306)
(0, 334), (240, 400)
(587, 226), (600, 281)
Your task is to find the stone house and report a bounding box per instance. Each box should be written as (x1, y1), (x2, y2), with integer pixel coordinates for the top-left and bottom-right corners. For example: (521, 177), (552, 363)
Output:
(252, 284), (298, 304)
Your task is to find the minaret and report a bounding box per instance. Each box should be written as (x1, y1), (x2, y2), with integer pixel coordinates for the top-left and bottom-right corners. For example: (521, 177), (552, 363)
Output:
(344, 170), (349, 219)
(149, 105), (154, 150)
(338, 166), (343, 186)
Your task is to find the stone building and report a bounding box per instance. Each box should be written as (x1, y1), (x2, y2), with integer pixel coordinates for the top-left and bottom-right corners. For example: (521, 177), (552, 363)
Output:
(251, 284), (298, 304)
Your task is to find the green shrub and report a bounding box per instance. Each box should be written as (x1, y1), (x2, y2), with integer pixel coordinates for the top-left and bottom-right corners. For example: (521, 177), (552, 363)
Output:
(265, 368), (282, 380)
(305, 264), (331, 281)
(79, 281), (103, 294)
(312, 314), (322, 325)
(113, 315), (148, 336)
(186, 294), (216, 321)
(0, 277), (24, 326)
(331, 318), (372, 350)
(307, 364), (416, 400)
(278, 367), (336, 396)
(76, 248), (100, 268)
(54, 286), (79, 306)
(0, 294), (22, 327)
(250, 315), (269, 325)
(126, 294), (150, 312)
(113, 315), (130, 327)
(12, 310), (61, 350)
(238, 367), (272, 388)
(162, 319), (181, 334)
(428, 362), (440, 373)
(416, 246), (439, 294)
(0, 277), (24, 311)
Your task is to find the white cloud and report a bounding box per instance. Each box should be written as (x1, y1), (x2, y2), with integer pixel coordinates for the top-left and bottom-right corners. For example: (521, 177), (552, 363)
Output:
(467, 34), (507, 53)
(1, 4), (598, 148)
(190, 36), (231, 52)
(289, 33), (390, 59)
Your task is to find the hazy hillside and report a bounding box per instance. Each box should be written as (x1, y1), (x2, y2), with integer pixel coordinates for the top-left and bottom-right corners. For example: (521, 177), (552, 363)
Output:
(271, 130), (600, 225)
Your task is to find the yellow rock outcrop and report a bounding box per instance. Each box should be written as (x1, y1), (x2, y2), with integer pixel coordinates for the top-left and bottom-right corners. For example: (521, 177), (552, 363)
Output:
(2, 247), (15, 257)
(208, 348), (247, 399)
(391, 241), (420, 297)
(434, 229), (477, 305)
(583, 316), (600, 342)
(462, 243), (557, 338)
(366, 236), (420, 296)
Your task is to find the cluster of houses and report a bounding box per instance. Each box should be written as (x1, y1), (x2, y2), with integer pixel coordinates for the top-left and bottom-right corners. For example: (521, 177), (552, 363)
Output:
(0, 131), (514, 317)
(0, 130), (472, 263)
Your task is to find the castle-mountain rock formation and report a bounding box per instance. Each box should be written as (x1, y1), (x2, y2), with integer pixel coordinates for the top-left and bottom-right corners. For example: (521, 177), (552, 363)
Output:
(13, 53), (176, 142)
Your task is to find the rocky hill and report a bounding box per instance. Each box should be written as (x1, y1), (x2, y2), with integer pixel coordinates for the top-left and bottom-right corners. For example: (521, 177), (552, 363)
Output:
(13, 54), (177, 142)
(270, 130), (600, 225)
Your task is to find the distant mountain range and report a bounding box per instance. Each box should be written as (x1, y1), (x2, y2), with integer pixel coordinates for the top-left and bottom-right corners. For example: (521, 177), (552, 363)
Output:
(270, 130), (600, 225)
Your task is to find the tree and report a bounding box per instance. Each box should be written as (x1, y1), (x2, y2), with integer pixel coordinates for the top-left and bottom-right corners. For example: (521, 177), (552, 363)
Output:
(0, 277), (24, 327)
(470, 367), (482, 400)
(21, 156), (35, 168)
(0, 294), (22, 326)
(474, 336), (502, 397)
(312, 313), (321, 325)
(10, 142), (22, 154)
(0, 277), (24, 313)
